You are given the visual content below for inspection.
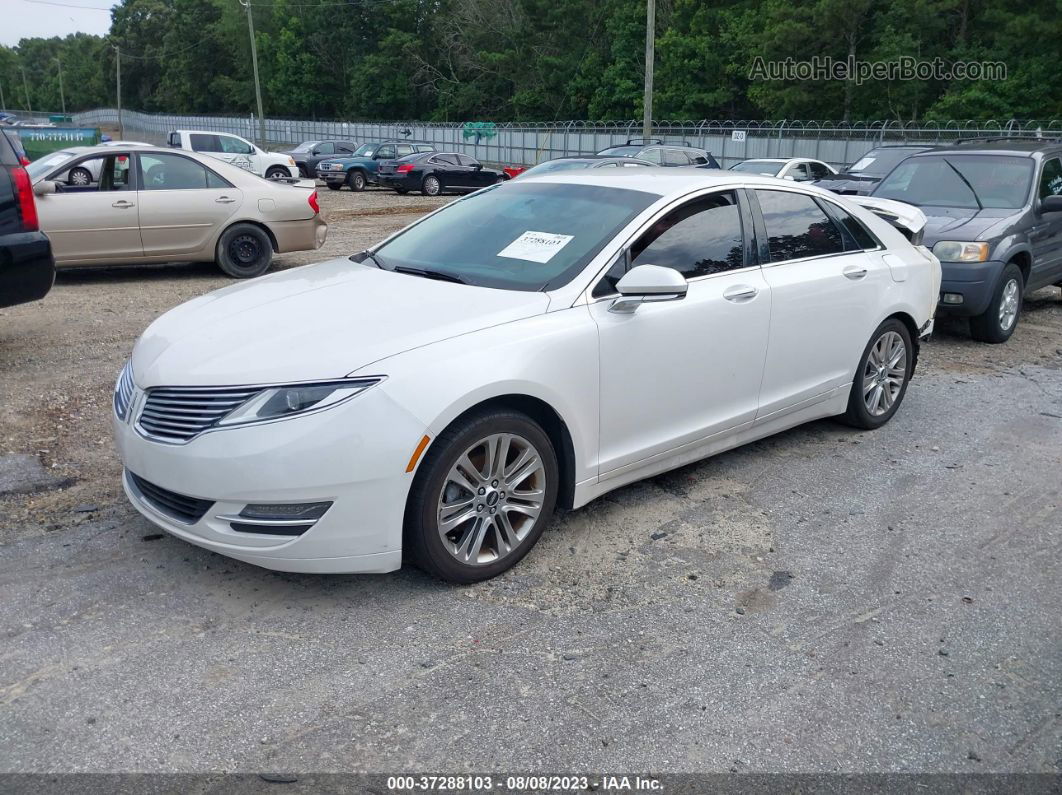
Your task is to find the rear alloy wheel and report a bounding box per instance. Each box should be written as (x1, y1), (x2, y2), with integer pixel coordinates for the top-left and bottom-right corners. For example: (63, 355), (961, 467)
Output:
(840, 318), (913, 430)
(265, 166), (289, 181)
(347, 170), (366, 191)
(970, 263), (1022, 344)
(422, 175), (441, 196)
(215, 223), (273, 278)
(405, 411), (558, 583)
(68, 166), (92, 186)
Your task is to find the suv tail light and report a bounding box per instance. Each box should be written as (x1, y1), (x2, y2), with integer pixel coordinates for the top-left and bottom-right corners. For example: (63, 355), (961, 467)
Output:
(396, 163), (414, 174)
(307, 190), (319, 215)
(11, 166), (38, 232)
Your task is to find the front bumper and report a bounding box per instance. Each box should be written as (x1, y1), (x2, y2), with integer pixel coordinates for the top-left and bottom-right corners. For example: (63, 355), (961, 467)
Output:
(317, 168), (347, 184)
(112, 383), (428, 573)
(936, 259), (1005, 317)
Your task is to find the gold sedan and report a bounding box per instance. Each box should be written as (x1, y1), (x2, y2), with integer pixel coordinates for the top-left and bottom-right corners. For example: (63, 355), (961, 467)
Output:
(28, 145), (327, 278)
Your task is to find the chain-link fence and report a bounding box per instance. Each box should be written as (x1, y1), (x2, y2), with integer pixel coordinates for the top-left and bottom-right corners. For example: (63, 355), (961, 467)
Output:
(73, 109), (1062, 168)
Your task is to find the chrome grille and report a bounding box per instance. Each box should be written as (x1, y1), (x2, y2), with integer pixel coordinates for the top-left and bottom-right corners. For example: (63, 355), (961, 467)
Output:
(114, 361), (135, 420)
(137, 386), (260, 443)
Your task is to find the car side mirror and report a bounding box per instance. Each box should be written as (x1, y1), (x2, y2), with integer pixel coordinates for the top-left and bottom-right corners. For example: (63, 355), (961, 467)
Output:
(33, 180), (58, 196)
(782, 174), (796, 181)
(1041, 195), (1062, 214)
(609, 264), (688, 313)
(473, 163), (483, 170)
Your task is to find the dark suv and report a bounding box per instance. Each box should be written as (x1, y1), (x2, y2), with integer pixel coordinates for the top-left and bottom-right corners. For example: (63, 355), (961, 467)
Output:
(815, 144), (936, 195)
(0, 130), (54, 309)
(872, 138), (1062, 342)
(596, 138), (721, 169)
(316, 140), (436, 191)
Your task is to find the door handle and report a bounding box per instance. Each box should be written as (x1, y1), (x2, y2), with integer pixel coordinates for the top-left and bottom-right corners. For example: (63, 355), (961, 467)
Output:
(215, 196), (236, 204)
(843, 266), (868, 280)
(723, 285), (758, 302)
(111, 200), (135, 209)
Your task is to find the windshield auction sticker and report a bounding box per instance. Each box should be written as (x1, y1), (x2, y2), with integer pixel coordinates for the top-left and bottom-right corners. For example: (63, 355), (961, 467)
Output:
(497, 231), (574, 263)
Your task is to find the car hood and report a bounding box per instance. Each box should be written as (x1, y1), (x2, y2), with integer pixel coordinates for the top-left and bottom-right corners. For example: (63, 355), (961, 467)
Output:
(131, 258), (551, 388)
(918, 207), (1019, 246)
(319, 156), (370, 167)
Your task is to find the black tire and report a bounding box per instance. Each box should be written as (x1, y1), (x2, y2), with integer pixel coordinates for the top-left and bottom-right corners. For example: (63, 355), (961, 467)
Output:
(840, 318), (914, 430)
(68, 166), (92, 186)
(970, 263), (1022, 344)
(215, 223), (273, 279)
(404, 410), (559, 583)
(264, 166), (289, 181)
(326, 182), (343, 190)
(347, 170), (366, 191)
(421, 175), (441, 196)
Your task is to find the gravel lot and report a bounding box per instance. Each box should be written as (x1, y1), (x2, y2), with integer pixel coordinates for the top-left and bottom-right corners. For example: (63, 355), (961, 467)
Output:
(1, 185), (1060, 774)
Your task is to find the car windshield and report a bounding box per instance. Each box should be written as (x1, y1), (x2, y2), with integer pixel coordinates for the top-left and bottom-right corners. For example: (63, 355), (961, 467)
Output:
(372, 182), (657, 291)
(730, 161), (781, 175)
(521, 160), (596, 177)
(597, 146), (642, 157)
(846, 149), (924, 177)
(291, 142), (318, 153)
(352, 144), (376, 157)
(27, 150), (76, 179)
(874, 154), (1034, 210)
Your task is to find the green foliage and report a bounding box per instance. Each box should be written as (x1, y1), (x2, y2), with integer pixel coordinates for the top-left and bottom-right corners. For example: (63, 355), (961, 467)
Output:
(2, 0), (1060, 121)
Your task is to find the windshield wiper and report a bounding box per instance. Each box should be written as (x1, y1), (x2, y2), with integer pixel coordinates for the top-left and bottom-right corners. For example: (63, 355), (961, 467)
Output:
(392, 266), (467, 284)
(942, 158), (984, 211)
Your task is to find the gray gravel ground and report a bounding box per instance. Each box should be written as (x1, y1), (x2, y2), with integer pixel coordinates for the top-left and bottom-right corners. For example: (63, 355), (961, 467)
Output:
(0, 186), (1060, 774)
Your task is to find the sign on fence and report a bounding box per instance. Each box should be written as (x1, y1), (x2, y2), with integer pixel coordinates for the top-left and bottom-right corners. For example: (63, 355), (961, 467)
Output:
(731, 130), (747, 142)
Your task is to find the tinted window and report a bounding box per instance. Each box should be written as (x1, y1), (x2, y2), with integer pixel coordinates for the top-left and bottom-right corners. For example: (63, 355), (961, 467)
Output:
(373, 182), (656, 291)
(1039, 158), (1062, 199)
(691, 155), (708, 165)
(140, 153), (221, 190)
(432, 154), (460, 166)
(822, 201), (878, 251)
(376, 145), (396, 159)
(291, 142), (316, 153)
(189, 133), (222, 152)
(808, 161), (832, 179)
(396, 144), (414, 157)
(664, 149), (690, 166)
(630, 191), (746, 278)
(314, 142), (334, 155)
(874, 155), (1033, 210)
(415, 145), (435, 152)
(219, 136), (253, 154)
(788, 163), (812, 182)
(458, 155), (479, 167)
(756, 189), (844, 261)
(337, 143), (356, 154)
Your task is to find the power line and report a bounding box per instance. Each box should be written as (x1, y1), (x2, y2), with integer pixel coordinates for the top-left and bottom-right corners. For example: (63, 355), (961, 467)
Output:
(21, 0), (113, 10)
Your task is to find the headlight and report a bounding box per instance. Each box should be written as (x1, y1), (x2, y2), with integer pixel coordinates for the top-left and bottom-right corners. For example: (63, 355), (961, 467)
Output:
(932, 241), (989, 262)
(216, 378), (382, 427)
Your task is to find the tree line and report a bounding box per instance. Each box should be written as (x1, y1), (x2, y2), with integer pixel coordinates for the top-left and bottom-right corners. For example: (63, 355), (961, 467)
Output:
(2, 0), (1060, 123)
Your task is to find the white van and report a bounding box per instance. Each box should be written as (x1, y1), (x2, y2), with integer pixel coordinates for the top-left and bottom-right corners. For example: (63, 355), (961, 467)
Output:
(167, 130), (298, 180)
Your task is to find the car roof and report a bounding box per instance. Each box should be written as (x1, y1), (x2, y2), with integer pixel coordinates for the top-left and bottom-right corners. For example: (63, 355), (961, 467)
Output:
(913, 139), (1062, 156)
(516, 167), (842, 197)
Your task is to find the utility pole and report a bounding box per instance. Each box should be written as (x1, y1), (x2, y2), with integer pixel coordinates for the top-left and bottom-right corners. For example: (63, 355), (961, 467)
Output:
(20, 67), (32, 115)
(0, 80), (6, 114)
(642, 0), (655, 141)
(240, 0), (267, 149)
(55, 57), (65, 115)
(113, 45), (123, 139)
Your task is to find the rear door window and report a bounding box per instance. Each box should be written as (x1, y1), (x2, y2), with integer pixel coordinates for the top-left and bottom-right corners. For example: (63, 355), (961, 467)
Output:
(189, 134), (222, 152)
(140, 153), (229, 190)
(664, 149), (691, 166)
(755, 189), (845, 262)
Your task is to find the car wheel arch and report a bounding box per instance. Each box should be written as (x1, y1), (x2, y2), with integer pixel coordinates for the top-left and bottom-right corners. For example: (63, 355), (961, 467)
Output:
(416, 393), (578, 512)
(216, 219), (278, 254)
(1005, 249), (1032, 287)
(881, 310), (922, 375)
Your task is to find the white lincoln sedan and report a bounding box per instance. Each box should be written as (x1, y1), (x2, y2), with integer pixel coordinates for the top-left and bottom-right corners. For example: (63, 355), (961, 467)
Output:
(113, 171), (940, 582)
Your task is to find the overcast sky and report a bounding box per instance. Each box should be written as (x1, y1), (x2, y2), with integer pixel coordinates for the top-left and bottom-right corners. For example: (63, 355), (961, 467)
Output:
(4, 0), (115, 47)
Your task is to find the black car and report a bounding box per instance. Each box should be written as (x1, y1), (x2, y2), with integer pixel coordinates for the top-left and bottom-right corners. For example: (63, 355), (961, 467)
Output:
(0, 129), (54, 309)
(282, 140), (358, 178)
(596, 138), (721, 169)
(378, 152), (505, 196)
(815, 145), (937, 195)
(872, 138), (1062, 343)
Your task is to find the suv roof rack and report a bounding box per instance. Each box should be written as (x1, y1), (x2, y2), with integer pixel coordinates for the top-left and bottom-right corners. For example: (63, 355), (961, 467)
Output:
(626, 138), (663, 146)
(952, 135), (1062, 145)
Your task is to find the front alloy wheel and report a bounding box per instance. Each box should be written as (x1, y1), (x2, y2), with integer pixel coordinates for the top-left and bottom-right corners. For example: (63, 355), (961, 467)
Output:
(971, 263), (1023, 343)
(405, 410), (558, 583)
